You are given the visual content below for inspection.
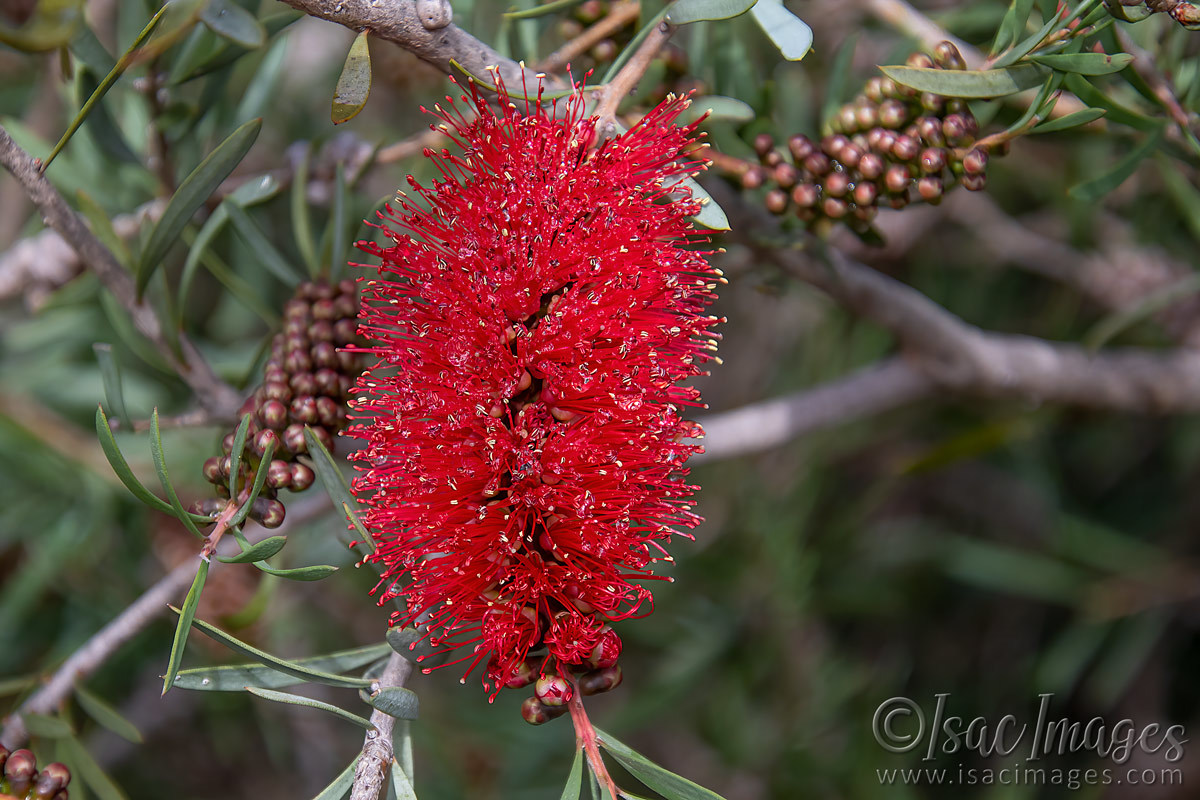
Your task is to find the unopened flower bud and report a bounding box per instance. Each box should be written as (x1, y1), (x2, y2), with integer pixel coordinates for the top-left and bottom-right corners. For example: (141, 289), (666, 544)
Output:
(252, 498), (286, 528)
(837, 105), (859, 133)
(773, 162), (799, 189)
(917, 175), (944, 204)
(915, 116), (944, 146)
(740, 166), (766, 190)
(259, 400), (288, 430)
(821, 135), (849, 159)
(853, 181), (878, 207)
(504, 660), (537, 689)
(822, 197), (849, 218)
(290, 462), (316, 491)
(267, 460), (292, 489)
(884, 164), (913, 194)
(202, 457), (223, 484)
(891, 135), (920, 162)
(933, 40), (966, 70)
(822, 171), (851, 198)
(854, 103), (877, 130)
(804, 152), (832, 176)
(521, 696), (565, 725)
(765, 189), (789, 215)
(905, 52), (934, 69)
(587, 628), (622, 669)
(919, 147), (948, 175)
(791, 183), (820, 208)
(580, 665), (624, 695)
(839, 144), (864, 170)
(534, 673), (572, 707)
(962, 148), (988, 175)
(961, 172), (987, 192)
(787, 134), (815, 162)
(857, 152), (885, 180)
(752, 132), (774, 157)
(5, 748), (36, 784)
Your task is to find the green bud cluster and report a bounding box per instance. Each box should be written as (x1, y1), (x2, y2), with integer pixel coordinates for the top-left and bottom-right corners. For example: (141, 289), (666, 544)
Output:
(0, 746), (71, 800)
(191, 280), (362, 528)
(742, 42), (1000, 232)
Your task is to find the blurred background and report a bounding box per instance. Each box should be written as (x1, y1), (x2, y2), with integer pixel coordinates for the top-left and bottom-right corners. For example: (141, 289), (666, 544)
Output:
(3, 0), (1200, 797)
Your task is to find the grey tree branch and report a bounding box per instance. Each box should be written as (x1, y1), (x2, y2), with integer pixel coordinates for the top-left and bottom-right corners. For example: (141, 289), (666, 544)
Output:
(349, 652), (414, 800)
(0, 557), (199, 749)
(694, 358), (934, 462)
(0, 495), (332, 750)
(275, 0), (548, 88)
(0, 124), (240, 416)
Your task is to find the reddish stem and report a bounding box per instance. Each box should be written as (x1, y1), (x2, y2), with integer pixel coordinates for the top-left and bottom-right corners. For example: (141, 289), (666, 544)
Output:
(199, 499), (241, 559)
(567, 686), (620, 800)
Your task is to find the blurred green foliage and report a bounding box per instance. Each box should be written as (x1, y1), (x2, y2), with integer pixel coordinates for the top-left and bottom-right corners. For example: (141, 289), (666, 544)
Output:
(2, 0), (1200, 798)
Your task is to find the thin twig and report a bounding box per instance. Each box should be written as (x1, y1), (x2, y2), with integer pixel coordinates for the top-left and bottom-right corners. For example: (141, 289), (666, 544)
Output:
(377, 128), (450, 165)
(567, 689), (620, 800)
(0, 558), (198, 749)
(538, 0), (641, 74)
(349, 652), (415, 800)
(592, 19), (674, 140)
(694, 358), (934, 461)
(0, 494), (332, 750)
(276, 0), (555, 90)
(0, 124), (241, 416)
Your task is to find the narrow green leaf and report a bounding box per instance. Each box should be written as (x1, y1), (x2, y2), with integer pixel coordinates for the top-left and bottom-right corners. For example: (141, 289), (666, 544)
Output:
(396, 720), (414, 781)
(171, 610), (374, 688)
(227, 412), (252, 499)
(1162, 159), (1200, 242)
(385, 627), (447, 663)
(600, 8), (669, 83)
(138, 117), (263, 294)
(313, 756), (361, 800)
(667, 0), (757, 24)
(1102, 0), (1152, 21)
(880, 62), (1051, 98)
(93, 343), (132, 430)
(175, 643), (392, 691)
(680, 176), (729, 231)
(1085, 273), (1200, 350)
(0, 674), (38, 697)
(1030, 52), (1133, 75)
(76, 189), (132, 266)
(595, 728), (729, 800)
(230, 437), (276, 528)
(1063, 73), (1159, 131)
(504, 0), (586, 18)
(95, 406), (213, 524)
(991, 5), (1067, 68)
(218, 535), (287, 564)
(332, 30), (372, 125)
(246, 687), (374, 728)
(60, 735), (129, 800)
(391, 759), (418, 800)
(253, 563), (339, 580)
(42, 5), (166, 170)
(1031, 106), (1106, 133)
(180, 226), (281, 325)
(223, 200), (304, 286)
(200, 0), (265, 48)
(69, 22), (115, 73)
(304, 427), (375, 556)
(749, 0), (811, 61)
(292, 143), (320, 275)
(1003, 71), (1063, 135)
(992, 0), (1035, 55)
(75, 684), (144, 743)
(163, 559), (209, 695)
(820, 33), (858, 131)
(368, 686), (419, 720)
(328, 162), (348, 279)
(23, 712), (74, 738)
(561, 748), (584, 800)
(149, 409), (205, 539)
(76, 67), (141, 164)
(676, 96), (753, 126)
(1068, 124), (1165, 202)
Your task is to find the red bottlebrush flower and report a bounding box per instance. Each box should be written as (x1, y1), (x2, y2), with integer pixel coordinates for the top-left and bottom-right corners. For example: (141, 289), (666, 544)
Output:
(349, 76), (722, 697)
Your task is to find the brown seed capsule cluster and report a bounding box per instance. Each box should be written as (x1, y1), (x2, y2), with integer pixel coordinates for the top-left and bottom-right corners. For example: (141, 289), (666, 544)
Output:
(191, 280), (361, 529)
(741, 42), (997, 231)
(0, 746), (72, 800)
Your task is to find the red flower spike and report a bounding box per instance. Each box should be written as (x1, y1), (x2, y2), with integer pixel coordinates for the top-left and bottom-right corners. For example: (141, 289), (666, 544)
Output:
(348, 75), (723, 698)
